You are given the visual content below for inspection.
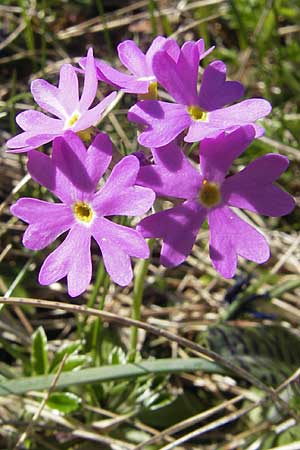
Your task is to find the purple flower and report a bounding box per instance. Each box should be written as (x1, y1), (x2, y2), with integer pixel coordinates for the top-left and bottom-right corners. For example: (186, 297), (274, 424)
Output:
(128, 49), (272, 147)
(136, 126), (295, 277)
(7, 49), (116, 153)
(80, 37), (212, 96)
(11, 132), (155, 296)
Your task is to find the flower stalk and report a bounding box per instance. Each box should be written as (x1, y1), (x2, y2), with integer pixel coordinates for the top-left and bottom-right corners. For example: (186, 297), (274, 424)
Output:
(129, 239), (153, 362)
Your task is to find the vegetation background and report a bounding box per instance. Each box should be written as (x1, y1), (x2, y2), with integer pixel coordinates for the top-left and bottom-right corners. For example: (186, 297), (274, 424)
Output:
(0, 0), (300, 448)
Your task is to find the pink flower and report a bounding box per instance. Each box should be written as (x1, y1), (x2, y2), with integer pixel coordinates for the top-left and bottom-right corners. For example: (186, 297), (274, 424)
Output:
(128, 48), (271, 147)
(80, 37), (213, 95)
(7, 49), (116, 153)
(136, 126), (295, 277)
(11, 132), (155, 296)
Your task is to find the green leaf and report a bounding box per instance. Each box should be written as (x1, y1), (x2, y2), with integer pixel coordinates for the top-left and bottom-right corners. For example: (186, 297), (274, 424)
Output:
(252, 425), (300, 450)
(109, 346), (127, 365)
(139, 391), (202, 429)
(31, 326), (48, 376)
(61, 355), (88, 373)
(49, 341), (82, 373)
(46, 392), (81, 414)
(199, 324), (300, 387)
(0, 358), (224, 396)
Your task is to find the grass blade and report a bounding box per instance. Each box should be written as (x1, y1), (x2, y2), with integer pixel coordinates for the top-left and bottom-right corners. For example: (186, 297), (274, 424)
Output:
(0, 358), (224, 396)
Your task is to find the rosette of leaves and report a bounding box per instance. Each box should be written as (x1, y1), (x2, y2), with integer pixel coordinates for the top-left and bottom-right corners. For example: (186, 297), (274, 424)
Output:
(199, 324), (300, 387)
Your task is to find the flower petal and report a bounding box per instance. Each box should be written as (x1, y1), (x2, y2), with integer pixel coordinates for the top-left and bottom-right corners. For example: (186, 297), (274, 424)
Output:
(118, 40), (148, 77)
(6, 132), (35, 152)
(31, 79), (67, 119)
(208, 205), (270, 278)
(28, 132), (112, 204)
(177, 41), (201, 99)
(93, 217), (148, 285)
(92, 217), (149, 258)
(52, 132), (95, 195)
(208, 98), (272, 134)
(7, 135), (61, 152)
(23, 127), (116, 206)
(222, 154), (295, 216)
(128, 101), (191, 148)
(145, 36), (167, 67)
(58, 64), (79, 115)
(74, 91), (117, 131)
(197, 39), (214, 60)
(97, 239), (133, 286)
(16, 110), (63, 132)
(11, 198), (73, 250)
(163, 39), (180, 62)
(198, 61), (244, 111)
(26, 133), (61, 148)
(199, 126), (256, 184)
(137, 141), (201, 199)
(93, 59), (149, 93)
(27, 148), (77, 203)
(138, 200), (206, 267)
(79, 48), (98, 112)
(92, 58), (121, 86)
(184, 121), (220, 143)
(39, 225), (92, 297)
(92, 155), (155, 216)
(8, 111), (63, 151)
(252, 123), (265, 138)
(152, 48), (198, 105)
(86, 132), (113, 187)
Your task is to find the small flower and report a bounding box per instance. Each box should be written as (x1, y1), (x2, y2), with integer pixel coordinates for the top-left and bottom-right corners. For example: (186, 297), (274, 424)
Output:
(80, 37), (212, 97)
(11, 132), (155, 296)
(128, 51), (271, 147)
(7, 48), (116, 153)
(136, 126), (295, 277)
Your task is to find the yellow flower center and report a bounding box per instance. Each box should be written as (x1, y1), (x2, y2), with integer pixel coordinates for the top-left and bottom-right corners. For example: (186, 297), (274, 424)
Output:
(187, 105), (207, 122)
(138, 81), (158, 101)
(77, 127), (96, 144)
(199, 180), (221, 208)
(66, 111), (80, 128)
(73, 201), (94, 223)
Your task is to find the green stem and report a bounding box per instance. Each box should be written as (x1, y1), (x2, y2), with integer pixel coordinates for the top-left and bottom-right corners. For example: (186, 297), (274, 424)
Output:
(91, 274), (110, 364)
(95, 0), (113, 54)
(19, 0), (36, 71)
(87, 260), (106, 309)
(148, 0), (158, 36)
(128, 240), (153, 362)
(77, 259), (106, 337)
(40, 0), (47, 74)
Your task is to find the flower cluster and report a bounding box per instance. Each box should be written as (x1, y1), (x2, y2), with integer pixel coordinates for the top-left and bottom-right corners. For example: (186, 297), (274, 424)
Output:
(8, 37), (295, 296)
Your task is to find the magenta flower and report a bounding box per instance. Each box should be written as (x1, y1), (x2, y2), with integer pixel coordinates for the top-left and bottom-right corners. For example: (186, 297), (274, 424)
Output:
(11, 132), (155, 296)
(136, 126), (295, 277)
(128, 50), (272, 147)
(7, 48), (116, 153)
(80, 37), (212, 95)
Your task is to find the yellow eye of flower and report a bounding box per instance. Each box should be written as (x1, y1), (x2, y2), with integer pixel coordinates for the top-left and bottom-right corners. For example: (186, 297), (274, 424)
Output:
(73, 201), (94, 223)
(77, 127), (96, 144)
(138, 81), (158, 101)
(187, 105), (207, 122)
(199, 180), (221, 208)
(66, 111), (80, 128)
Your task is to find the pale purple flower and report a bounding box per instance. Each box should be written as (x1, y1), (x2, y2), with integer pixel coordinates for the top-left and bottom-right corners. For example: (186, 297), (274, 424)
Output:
(128, 49), (272, 147)
(7, 48), (116, 153)
(136, 126), (295, 277)
(80, 37), (212, 95)
(11, 132), (155, 296)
